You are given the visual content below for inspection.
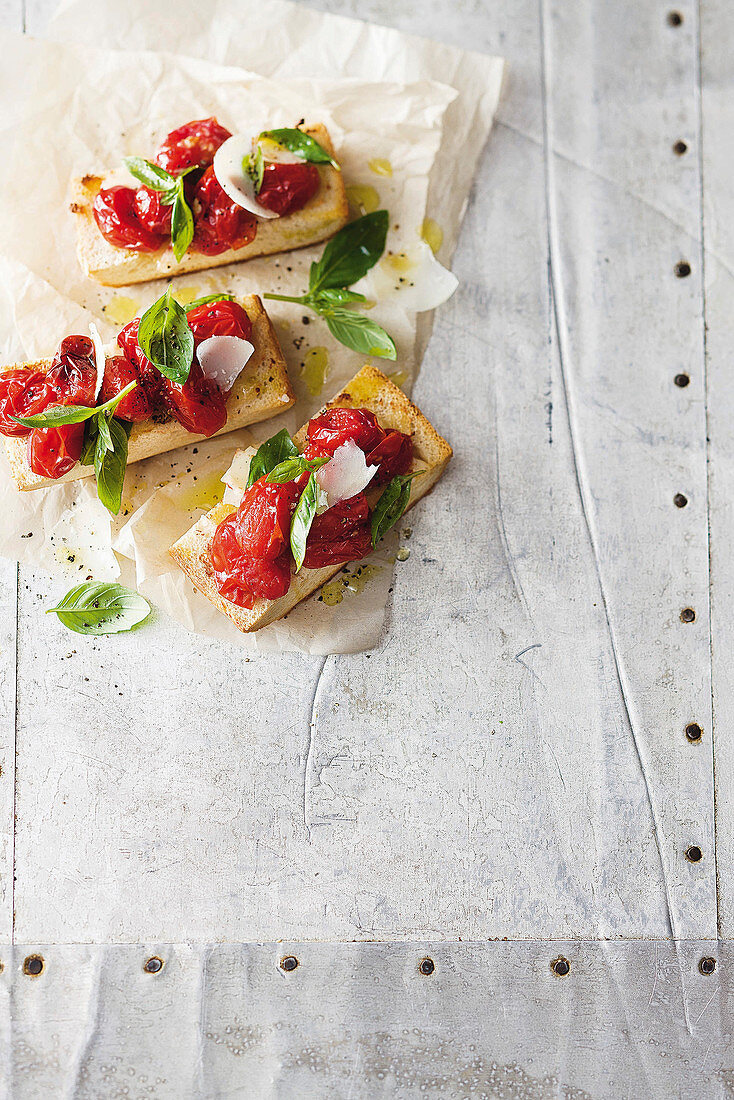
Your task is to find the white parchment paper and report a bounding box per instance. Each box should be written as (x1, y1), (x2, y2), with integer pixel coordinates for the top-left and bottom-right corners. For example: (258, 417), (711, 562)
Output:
(0, 4), (504, 653)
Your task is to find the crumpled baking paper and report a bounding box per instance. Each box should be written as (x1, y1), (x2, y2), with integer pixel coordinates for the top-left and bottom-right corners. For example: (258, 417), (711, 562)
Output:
(0, 4), (503, 653)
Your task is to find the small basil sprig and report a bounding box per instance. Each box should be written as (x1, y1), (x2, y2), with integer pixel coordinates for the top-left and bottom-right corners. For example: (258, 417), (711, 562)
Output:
(246, 428), (299, 487)
(47, 582), (151, 635)
(138, 286), (194, 385)
(267, 455), (329, 484)
(124, 157), (197, 261)
(260, 128), (339, 168)
(185, 292), (236, 310)
(264, 211), (396, 360)
(370, 473), (418, 547)
(290, 472), (320, 572)
(11, 380), (137, 429)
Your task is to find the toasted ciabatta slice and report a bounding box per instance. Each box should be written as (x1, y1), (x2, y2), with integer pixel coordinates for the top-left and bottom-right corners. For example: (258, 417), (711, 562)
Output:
(170, 365), (452, 633)
(70, 124), (349, 287)
(2, 295), (294, 492)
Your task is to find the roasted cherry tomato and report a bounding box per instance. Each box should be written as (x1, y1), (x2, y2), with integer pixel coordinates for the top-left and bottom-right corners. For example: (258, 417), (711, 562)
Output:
(161, 361), (228, 437)
(99, 356), (152, 422)
(186, 299), (253, 344)
(191, 167), (258, 255)
(0, 369), (55, 437)
(234, 477), (301, 561)
(366, 429), (413, 484)
(47, 335), (97, 406)
(93, 186), (166, 252)
(118, 319), (165, 405)
(156, 117), (232, 174)
(133, 186), (173, 236)
(257, 162), (320, 216)
(305, 407), (384, 459)
(302, 492), (372, 569)
(210, 515), (292, 606)
(28, 424), (84, 480)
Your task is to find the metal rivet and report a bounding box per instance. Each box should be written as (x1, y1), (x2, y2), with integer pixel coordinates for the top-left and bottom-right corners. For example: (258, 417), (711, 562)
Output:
(667, 11), (683, 25)
(675, 261), (691, 278)
(674, 373), (690, 388)
(143, 956), (163, 974)
(419, 957), (435, 975)
(699, 956), (716, 975)
(673, 140), (688, 156)
(23, 955), (44, 976)
(686, 723), (703, 743)
(686, 845), (703, 863)
(674, 493), (688, 508)
(680, 607), (696, 622)
(551, 956), (570, 977)
(280, 956), (299, 972)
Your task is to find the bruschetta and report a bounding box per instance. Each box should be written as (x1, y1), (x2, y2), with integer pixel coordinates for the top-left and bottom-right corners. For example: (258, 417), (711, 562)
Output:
(70, 120), (349, 287)
(0, 293), (294, 511)
(170, 365), (452, 633)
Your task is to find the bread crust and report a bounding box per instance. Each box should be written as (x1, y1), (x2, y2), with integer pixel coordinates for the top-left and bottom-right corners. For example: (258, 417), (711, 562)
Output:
(71, 124), (349, 287)
(1, 295), (295, 492)
(170, 365), (453, 633)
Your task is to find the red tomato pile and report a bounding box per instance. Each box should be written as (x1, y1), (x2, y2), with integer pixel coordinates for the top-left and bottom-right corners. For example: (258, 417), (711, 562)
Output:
(211, 407), (413, 608)
(0, 299), (251, 478)
(92, 118), (320, 254)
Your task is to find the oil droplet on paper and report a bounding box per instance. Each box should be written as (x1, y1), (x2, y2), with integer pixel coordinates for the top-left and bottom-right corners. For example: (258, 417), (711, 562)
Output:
(302, 346), (330, 396)
(388, 369), (408, 388)
(319, 563), (383, 606)
(345, 563), (382, 594)
(173, 285), (203, 307)
(346, 185), (380, 215)
(368, 158), (393, 177)
(420, 218), (443, 255)
(320, 577), (346, 606)
(106, 295), (139, 326)
(177, 471), (225, 512)
(397, 547), (410, 562)
(384, 251), (415, 275)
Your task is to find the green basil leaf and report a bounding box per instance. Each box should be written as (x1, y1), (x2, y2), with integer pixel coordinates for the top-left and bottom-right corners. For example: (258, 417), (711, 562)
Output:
(370, 473), (417, 547)
(124, 156), (175, 191)
(96, 412), (114, 455)
(185, 292), (236, 311)
(260, 128), (338, 168)
(246, 428), (299, 488)
(242, 143), (264, 192)
(138, 286), (194, 384)
(46, 581), (151, 635)
(312, 288), (367, 307)
(309, 210), (389, 293)
(324, 309), (396, 360)
(80, 419), (98, 466)
(290, 472), (319, 572)
(267, 455), (330, 484)
(11, 380), (137, 429)
(170, 183), (194, 262)
(94, 416), (130, 515)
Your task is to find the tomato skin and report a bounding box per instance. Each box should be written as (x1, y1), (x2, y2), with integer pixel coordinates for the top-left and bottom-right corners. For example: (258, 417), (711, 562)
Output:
(100, 356), (152, 422)
(210, 514), (292, 606)
(366, 430), (413, 484)
(234, 477), (301, 560)
(118, 319), (165, 405)
(302, 492), (372, 569)
(186, 300), (253, 344)
(257, 162), (320, 216)
(161, 361), (227, 438)
(47, 335), (97, 406)
(133, 186), (173, 235)
(156, 117), (231, 174)
(93, 186), (166, 252)
(191, 167), (258, 255)
(305, 407), (384, 458)
(28, 424), (84, 479)
(0, 369), (55, 437)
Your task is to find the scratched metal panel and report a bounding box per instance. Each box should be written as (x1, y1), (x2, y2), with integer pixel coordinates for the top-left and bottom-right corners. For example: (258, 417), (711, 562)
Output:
(1, 0), (713, 945)
(700, 0), (734, 939)
(0, 940), (730, 1098)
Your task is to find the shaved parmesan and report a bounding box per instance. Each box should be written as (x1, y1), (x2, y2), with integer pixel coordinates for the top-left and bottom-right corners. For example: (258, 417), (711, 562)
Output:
(315, 439), (378, 511)
(197, 335), (254, 393)
(221, 447), (256, 506)
(352, 239), (458, 312)
(213, 133), (280, 220)
(89, 322), (106, 400)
